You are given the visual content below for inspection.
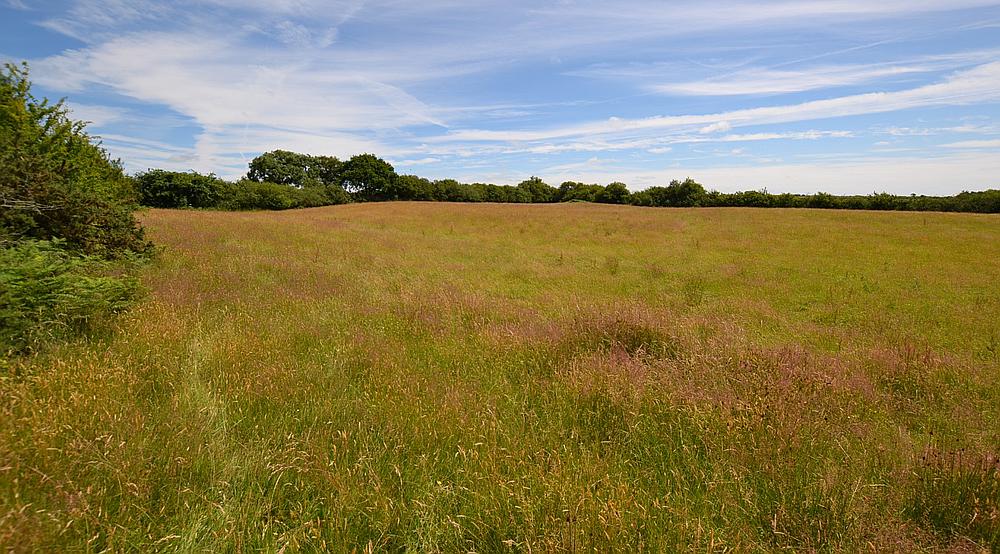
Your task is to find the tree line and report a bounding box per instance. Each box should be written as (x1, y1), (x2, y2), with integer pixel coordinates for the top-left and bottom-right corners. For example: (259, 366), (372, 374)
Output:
(136, 149), (1000, 213)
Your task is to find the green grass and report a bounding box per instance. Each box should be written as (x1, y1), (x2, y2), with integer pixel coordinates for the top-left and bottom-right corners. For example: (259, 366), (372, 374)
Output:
(2, 203), (999, 551)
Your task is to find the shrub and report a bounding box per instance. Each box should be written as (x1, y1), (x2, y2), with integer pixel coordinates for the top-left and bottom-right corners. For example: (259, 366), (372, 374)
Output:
(597, 182), (631, 204)
(218, 180), (298, 210)
(0, 62), (149, 257)
(0, 240), (140, 355)
(215, 180), (351, 210)
(135, 169), (226, 208)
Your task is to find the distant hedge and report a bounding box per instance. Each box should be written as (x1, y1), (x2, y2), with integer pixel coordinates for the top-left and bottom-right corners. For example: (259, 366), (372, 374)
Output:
(134, 169), (350, 211)
(136, 150), (1000, 214)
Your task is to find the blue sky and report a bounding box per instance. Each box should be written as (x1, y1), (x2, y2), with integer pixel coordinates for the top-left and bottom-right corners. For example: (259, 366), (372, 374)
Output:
(3, 0), (1000, 194)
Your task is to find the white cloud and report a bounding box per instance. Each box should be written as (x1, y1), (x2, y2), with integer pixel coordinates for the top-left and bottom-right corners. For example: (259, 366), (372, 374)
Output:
(440, 62), (1000, 143)
(17, 0), (1000, 192)
(394, 157), (441, 166)
(942, 139), (1000, 149)
(538, 152), (1000, 195)
(30, 29), (447, 174)
(656, 65), (931, 96)
(700, 121), (732, 134)
(67, 104), (128, 126)
(573, 49), (1000, 97)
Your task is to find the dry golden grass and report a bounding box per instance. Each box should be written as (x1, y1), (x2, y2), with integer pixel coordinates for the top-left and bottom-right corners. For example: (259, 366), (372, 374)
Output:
(2, 203), (999, 551)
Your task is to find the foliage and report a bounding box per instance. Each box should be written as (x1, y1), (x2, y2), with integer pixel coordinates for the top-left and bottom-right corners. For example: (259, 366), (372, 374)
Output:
(134, 170), (351, 211)
(143, 147), (999, 213)
(597, 182), (631, 204)
(340, 153), (398, 201)
(246, 150), (343, 188)
(516, 176), (556, 203)
(0, 62), (150, 257)
(135, 169), (226, 209)
(0, 240), (140, 355)
(391, 174), (436, 200)
(217, 180), (350, 210)
(638, 178), (708, 207)
(557, 181), (605, 202)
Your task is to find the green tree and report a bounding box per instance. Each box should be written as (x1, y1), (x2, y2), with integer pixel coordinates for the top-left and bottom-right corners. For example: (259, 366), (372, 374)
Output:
(557, 181), (604, 202)
(340, 154), (398, 201)
(247, 150), (313, 186)
(310, 155), (343, 187)
(644, 178), (708, 207)
(246, 150), (343, 188)
(517, 176), (556, 203)
(0, 62), (148, 257)
(391, 174), (435, 200)
(433, 179), (465, 202)
(869, 192), (899, 211)
(807, 192), (835, 209)
(597, 182), (631, 204)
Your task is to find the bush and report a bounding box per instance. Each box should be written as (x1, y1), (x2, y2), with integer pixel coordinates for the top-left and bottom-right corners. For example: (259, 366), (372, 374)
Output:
(135, 169), (226, 208)
(217, 180), (298, 210)
(0, 240), (140, 355)
(597, 182), (631, 204)
(0, 62), (149, 258)
(215, 180), (351, 210)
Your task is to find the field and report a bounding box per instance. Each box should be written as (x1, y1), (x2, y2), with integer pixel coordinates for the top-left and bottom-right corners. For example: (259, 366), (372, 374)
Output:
(2, 203), (999, 551)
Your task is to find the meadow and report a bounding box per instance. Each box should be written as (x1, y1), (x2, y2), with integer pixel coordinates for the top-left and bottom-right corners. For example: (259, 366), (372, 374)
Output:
(2, 203), (999, 551)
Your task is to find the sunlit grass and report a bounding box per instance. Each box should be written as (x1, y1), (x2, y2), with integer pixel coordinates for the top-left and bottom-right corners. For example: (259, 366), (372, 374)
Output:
(2, 203), (999, 551)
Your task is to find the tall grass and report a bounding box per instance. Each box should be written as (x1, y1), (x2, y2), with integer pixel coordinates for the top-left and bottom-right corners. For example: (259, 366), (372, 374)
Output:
(2, 204), (998, 551)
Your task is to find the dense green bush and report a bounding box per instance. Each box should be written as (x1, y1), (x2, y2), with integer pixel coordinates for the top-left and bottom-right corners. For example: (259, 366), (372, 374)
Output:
(217, 180), (350, 210)
(597, 182), (631, 204)
(132, 169), (352, 211)
(557, 181), (605, 202)
(1, 240), (140, 355)
(135, 169), (226, 208)
(0, 62), (150, 257)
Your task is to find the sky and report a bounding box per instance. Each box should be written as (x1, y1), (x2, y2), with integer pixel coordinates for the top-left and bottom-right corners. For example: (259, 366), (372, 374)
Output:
(2, 0), (1000, 194)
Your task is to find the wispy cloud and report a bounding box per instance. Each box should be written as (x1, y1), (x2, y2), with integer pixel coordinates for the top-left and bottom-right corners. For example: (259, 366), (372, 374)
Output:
(66, 104), (129, 126)
(439, 62), (1000, 143)
(655, 65), (936, 96)
(536, 152), (1000, 195)
(10, 0), (1000, 190)
(942, 139), (1000, 148)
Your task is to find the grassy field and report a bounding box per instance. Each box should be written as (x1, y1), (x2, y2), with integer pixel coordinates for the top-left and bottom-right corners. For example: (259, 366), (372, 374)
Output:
(2, 203), (999, 551)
